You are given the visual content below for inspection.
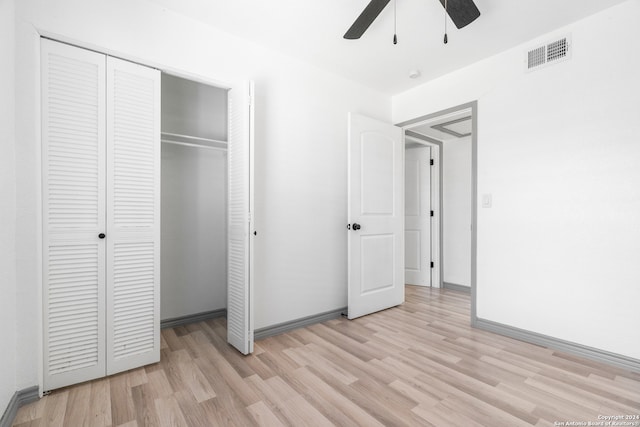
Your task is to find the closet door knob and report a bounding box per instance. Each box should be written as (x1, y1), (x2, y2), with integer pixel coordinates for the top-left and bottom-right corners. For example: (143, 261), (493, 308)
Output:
(352, 223), (361, 231)
(98, 233), (106, 239)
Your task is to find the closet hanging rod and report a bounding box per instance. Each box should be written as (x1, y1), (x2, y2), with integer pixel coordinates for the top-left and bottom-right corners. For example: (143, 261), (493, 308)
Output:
(161, 131), (227, 145)
(161, 139), (227, 152)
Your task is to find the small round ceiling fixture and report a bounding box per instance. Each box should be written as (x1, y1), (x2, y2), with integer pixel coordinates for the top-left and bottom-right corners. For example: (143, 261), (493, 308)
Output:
(408, 69), (421, 79)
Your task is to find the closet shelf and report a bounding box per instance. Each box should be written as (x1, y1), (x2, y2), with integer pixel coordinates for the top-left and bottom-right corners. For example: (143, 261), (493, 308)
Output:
(161, 131), (227, 151)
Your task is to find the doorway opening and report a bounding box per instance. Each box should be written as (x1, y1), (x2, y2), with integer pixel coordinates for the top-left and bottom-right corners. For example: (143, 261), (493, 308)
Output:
(39, 37), (255, 393)
(160, 74), (255, 355)
(399, 103), (476, 302)
(160, 74), (229, 328)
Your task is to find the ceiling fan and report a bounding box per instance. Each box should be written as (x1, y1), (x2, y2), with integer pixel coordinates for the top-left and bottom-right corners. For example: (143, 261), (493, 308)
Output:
(344, 0), (480, 42)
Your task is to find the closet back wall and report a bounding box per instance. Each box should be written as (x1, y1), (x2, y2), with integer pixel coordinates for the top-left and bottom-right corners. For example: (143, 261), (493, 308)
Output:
(161, 75), (228, 321)
(162, 74), (227, 141)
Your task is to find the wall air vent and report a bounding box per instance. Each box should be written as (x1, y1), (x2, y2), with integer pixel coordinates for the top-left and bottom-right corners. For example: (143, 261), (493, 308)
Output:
(528, 46), (546, 69)
(526, 35), (571, 72)
(547, 37), (569, 62)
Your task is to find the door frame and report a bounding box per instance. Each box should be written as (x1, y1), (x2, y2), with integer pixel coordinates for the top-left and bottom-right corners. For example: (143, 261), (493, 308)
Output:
(396, 101), (478, 321)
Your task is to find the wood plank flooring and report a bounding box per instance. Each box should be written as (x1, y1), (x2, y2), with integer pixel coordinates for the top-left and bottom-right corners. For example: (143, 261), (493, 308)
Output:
(14, 286), (640, 426)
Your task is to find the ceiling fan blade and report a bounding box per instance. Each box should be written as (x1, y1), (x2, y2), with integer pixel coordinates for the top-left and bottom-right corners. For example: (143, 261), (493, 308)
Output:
(438, 0), (480, 29)
(344, 0), (391, 39)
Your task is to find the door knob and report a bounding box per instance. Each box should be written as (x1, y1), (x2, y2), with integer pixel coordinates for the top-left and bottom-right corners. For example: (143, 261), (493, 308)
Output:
(352, 223), (361, 231)
(98, 233), (106, 239)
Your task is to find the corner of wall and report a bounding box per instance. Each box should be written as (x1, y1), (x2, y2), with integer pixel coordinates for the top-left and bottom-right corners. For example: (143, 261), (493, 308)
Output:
(13, 3), (42, 394)
(0, 0), (18, 418)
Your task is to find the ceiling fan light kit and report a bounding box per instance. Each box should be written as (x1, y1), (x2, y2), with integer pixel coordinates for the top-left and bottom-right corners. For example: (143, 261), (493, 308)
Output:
(343, 0), (480, 43)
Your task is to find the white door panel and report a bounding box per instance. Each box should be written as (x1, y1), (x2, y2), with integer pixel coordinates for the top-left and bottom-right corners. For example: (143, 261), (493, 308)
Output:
(405, 147), (431, 286)
(361, 133), (395, 214)
(42, 39), (107, 391)
(348, 113), (404, 319)
(227, 81), (255, 355)
(361, 234), (395, 293)
(404, 230), (420, 271)
(105, 56), (161, 375)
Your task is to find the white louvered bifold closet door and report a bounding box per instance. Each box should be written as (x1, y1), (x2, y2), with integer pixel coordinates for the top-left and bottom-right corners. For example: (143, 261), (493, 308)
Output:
(227, 81), (255, 355)
(105, 57), (161, 375)
(42, 39), (107, 391)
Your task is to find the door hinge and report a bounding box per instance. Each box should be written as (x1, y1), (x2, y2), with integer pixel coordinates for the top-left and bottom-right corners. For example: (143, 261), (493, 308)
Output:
(430, 210), (434, 217)
(430, 261), (434, 268)
(430, 159), (434, 166)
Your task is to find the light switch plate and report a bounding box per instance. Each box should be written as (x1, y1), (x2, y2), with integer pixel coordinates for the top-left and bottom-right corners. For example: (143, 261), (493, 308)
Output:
(482, 194), (492, 208)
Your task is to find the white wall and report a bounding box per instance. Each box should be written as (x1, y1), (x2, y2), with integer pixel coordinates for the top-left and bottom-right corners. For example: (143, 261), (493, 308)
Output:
(393, 0), (640, 360)
(14, 0), (390, 388)
(161, 144), (227, 320)
(0, 0), (17, 411)
(442, 136), (471, 287)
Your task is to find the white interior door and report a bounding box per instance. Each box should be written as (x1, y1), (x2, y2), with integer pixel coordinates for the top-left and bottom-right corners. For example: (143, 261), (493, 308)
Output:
(227, 81), (255, 354)
(347, 113), (404, 319)
(405, 146), (432, 286)
(42, 39), (107, 390)
(105, 56), (161, 375)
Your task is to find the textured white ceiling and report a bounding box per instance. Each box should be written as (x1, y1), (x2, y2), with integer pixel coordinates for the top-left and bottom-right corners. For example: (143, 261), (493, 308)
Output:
(147, 0), (628, 94)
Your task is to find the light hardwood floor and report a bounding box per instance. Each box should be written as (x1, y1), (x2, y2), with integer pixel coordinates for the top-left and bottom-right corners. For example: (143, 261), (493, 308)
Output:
(14, 286), (640, 426)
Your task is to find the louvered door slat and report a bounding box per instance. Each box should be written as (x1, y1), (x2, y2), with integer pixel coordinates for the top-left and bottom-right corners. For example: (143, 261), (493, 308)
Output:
(42, 39), (107, 391)
(106, 57), (160, 375)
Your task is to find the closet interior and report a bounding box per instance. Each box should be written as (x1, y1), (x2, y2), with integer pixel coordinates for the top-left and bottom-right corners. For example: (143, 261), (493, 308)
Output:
(160, 74), (229, 325)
